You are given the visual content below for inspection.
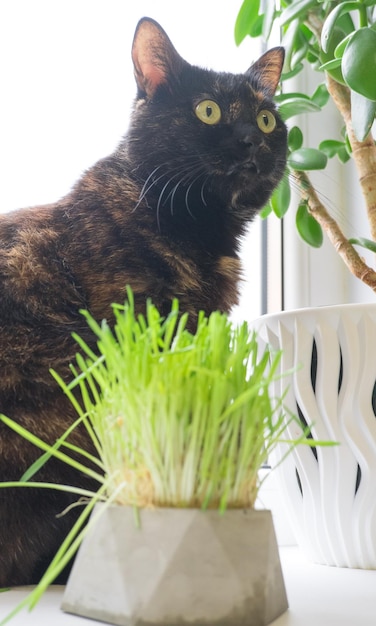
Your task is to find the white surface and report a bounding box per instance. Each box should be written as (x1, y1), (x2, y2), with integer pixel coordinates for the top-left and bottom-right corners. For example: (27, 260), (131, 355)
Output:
(256, 469), (297, 547)
(2, 547), (376, 625)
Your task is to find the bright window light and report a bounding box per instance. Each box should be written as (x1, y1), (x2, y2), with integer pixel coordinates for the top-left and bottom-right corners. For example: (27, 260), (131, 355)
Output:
(0, 0), (263, 320)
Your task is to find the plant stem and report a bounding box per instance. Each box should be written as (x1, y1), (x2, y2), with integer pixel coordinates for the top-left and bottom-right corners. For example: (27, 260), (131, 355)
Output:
(326, 75), (376, 243)
(358, 1), (368, 28)
(306, 10), (323, 40)
(303, 6), (376, 288)
(293, 169), (376, 291)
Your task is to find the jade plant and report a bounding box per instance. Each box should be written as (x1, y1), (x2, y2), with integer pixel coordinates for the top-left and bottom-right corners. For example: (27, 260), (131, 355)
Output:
(236, 0), (376, 291)
(0, 290), (332, 620)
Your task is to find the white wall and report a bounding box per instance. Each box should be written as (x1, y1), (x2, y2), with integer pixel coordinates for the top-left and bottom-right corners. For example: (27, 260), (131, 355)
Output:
(0, 0), (258, 211)
(0, 0), (263, 320)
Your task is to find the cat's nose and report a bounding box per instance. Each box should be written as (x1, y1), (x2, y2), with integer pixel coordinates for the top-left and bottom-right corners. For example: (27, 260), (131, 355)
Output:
(241, 138), (257, 157)
(239, 133), (256, 147)
(235, 125), (262, 151)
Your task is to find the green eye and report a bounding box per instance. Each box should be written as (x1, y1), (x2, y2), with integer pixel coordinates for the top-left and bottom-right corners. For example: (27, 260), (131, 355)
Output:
(195, 100), (221, 125)
(256, 110), (276, 134)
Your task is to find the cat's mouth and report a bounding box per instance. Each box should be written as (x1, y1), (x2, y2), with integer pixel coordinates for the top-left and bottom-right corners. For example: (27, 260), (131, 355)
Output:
(226, 160), (260, 177)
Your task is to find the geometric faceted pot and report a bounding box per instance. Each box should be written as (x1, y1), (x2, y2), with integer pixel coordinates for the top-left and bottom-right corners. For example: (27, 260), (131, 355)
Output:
(254, 303), (376, 569)
(62, 505), (288, 626)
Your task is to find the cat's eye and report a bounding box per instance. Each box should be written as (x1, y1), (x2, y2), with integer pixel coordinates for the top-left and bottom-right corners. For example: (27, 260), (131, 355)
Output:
(195, 100), (222, 125)
(256, 110), (277, 134)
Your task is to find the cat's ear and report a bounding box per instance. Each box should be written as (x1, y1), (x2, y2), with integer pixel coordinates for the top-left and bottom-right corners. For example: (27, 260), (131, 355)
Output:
(132, 18), (185, 98)
(247, 47), (285, 97)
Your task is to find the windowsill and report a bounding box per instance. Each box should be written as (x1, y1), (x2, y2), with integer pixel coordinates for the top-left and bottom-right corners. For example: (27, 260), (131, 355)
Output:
(2, 547), (376, 625)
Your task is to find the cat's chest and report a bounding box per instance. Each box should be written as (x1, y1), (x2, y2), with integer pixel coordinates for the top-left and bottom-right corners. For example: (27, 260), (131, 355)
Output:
(166, 252), (242, 321)
(143, 238), (242, 315)
(213, 255), (242, 310)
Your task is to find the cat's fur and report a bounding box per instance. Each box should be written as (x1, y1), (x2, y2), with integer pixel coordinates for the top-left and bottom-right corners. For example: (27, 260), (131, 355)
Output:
(0, 18), (287, 585)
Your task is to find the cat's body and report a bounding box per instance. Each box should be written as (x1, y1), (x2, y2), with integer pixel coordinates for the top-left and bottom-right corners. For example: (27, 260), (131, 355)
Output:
(0, 18), (287, 585)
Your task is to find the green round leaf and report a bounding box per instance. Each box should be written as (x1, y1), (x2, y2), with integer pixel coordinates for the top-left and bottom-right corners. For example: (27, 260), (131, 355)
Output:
(278, 97), (321, 121)
(275, 92), (310, 102)
(282, 21), (301, 74)
(271, 177), (291, 218)
(291, 30), (309, 66)
(336, 12), (355, 37)
(350, 90), (376, 141)
(281, 63), (304, 81)
(280, 0), (317, 27)
(319, 26), (346, 84)
(349, 237), (376, 254)
(260, 203), (272, 219)
(288, 148), (328, 171)
(344, 132), (352, 155)
(334, 32), (354, 58)
(337, 147), (351, 164)
(234, 0), (261, 45)
(248, 14), (264, 38)
(318, 139), (346, 158)
(321, 2), (359, 53)
(288, 126), (304, 151)
(296, 203), (323, 248)
(262, 0), (276, 41)
(311, 84), (330, 108)
(320, 58), (342, 72)
(342, 28), (376, 101)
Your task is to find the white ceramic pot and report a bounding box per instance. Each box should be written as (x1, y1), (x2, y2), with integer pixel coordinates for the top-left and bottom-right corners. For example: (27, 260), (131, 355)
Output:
(254, 303), (376, 569)
(62, 505), (288, 626)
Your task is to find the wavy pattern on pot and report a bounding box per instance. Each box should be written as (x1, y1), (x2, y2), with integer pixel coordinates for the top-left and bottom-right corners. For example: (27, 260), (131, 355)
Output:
(254, 304), (376, 569)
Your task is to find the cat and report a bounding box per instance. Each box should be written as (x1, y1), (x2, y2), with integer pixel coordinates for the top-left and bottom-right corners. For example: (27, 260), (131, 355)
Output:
(0, 17), (287, 586)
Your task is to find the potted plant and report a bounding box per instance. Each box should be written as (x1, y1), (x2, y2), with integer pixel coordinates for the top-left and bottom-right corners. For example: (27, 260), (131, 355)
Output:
(236, 0), (376, 271)
(0, 290), (331, 626)
(235, 1), (376, 569)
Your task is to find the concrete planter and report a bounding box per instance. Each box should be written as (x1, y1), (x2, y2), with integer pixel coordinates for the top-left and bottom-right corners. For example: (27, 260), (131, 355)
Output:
(62, 505), (288, 626)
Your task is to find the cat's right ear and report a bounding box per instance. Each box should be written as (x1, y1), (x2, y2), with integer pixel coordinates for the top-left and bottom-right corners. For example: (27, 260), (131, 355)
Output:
(132, 18), (185, 99)
(247, 47), (285, 97)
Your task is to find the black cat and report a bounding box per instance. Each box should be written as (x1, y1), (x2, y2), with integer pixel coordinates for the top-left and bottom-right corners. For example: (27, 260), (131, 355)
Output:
(0, 17), (287, 585)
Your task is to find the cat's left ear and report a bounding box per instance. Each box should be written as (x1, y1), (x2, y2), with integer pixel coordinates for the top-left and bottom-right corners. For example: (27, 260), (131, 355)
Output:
(132, 17), (185, 98)
(246, 47), (285, 97)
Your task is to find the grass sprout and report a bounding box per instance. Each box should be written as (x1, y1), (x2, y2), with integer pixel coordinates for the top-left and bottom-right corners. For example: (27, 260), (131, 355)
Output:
(0, 289), (337, 622)
(50, 288), (310, 511)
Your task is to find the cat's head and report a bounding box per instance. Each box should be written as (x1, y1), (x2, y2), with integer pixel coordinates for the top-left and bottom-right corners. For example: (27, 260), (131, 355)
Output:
(127, 17), (287, 221)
